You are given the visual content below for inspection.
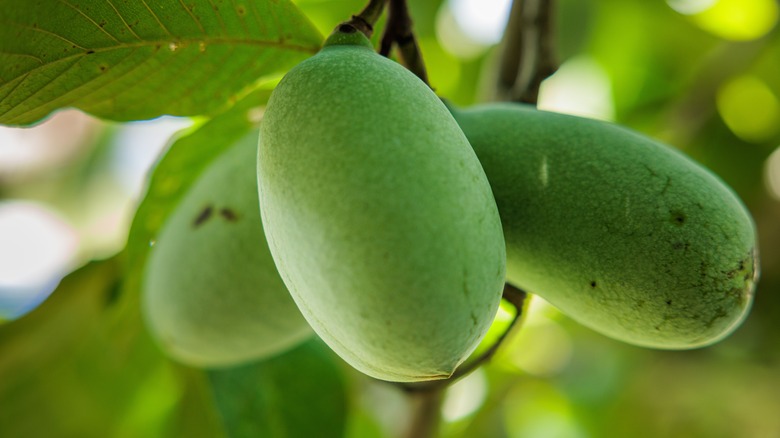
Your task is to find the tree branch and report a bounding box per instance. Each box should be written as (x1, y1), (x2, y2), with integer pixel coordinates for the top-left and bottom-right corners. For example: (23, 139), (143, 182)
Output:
(343, 0), (388, 38)
(403, 389), (444, 438)
(397, 284), (528, 394)
(379, 0), (430, 86)
(496, 0), (558, 104)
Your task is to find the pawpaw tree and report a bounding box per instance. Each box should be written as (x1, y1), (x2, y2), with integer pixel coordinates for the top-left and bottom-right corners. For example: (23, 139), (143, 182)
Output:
(1, 1), (779, 437)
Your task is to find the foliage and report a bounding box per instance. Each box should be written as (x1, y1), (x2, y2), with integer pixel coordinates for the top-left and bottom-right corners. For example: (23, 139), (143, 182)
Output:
(1, 0), (780, 437)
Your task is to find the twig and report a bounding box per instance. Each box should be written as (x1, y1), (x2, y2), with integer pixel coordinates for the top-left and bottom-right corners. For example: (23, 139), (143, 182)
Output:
(496, 0), (558, 104)
(404, 389), (444, 438)
(379, 0), (430, 86)
(343, 0), (388, 38)
(398, 284), (527, 394)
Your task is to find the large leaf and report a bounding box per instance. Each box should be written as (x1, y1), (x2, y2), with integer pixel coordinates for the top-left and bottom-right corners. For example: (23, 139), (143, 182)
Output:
(0, 256), (228, 437)
(123, 87), (268, 305)
(0, 0), (321, 126)
(207, 338), (348, 438)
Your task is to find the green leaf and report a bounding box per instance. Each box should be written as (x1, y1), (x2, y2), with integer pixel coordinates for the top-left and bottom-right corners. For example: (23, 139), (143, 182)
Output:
(123, 87), (268, 309)
(0, 0), (321, 126)
(207, 339), (348, 438)
(0, 258), (169, 437)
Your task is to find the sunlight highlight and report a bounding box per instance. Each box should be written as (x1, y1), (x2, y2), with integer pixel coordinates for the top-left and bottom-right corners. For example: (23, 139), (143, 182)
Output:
(690, 0), (778, 41)
(442, 369), (488, 422)
(0, 201), (79, 319)
(717, 75), (780, 143)
(538, 56), (615, 121)
(449, 0), (512, 45)
(764, 147), (780, 201)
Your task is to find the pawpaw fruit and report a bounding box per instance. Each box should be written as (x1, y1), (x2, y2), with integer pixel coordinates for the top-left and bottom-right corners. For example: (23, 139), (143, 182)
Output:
(450, 103), (758, 349)
(143, 134), (311, 368)
(257, 27), (506, 382)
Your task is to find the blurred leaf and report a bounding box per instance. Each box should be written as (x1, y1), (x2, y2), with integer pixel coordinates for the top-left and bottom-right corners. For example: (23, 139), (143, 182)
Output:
(0, 257), (189, 437)
(0, 0), (321, 126)
(123, 88), (269, 307)
(207, 338), (348, 438)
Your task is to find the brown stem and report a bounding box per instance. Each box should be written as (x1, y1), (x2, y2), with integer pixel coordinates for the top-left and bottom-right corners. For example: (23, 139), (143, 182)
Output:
(404, 389), (444, 438)
(379, 0), (430, 86)
(496, 0), (558, 104)
(343, 0), (388, 38)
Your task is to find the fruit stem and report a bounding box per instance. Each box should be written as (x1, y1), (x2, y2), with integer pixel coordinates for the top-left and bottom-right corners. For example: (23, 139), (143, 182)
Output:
(344, 0), (388, 38)
(379, 0), (431, 87)
(496, 0), (558, 104)
(397, 284), (527, 394)
(390, 284), (527, 438)
(403, 389), (444, 438)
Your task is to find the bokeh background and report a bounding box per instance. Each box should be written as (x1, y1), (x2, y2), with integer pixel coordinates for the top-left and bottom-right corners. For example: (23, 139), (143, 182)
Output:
(1, 0), (779, 437)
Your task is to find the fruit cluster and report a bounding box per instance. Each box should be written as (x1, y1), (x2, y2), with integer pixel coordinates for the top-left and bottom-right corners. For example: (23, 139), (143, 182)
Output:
(142, 26), (758, 382)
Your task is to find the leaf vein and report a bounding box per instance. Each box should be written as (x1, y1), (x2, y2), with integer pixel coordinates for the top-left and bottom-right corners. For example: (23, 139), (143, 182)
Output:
(205, 0), (228, 34)
(177, 0), (207, 35)
(105, 0), (142, 41)
(0, 73), (32, 107)
(0, 20), (88, 51)
(1, 36), (316, 88)
(92, 49), (195, 111)
(4, 48), (145, 122)
(228, 0), (251, 36)
(54, 0), (122, 44)
(138, 0), (174, 38)
(0, 51), (45, 65)
(0, 57), (84, 119)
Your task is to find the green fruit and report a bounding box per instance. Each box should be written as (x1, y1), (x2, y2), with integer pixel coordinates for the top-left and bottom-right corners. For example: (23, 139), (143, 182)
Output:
(142, 135), (311, 368)
(450, 103), (758, 349)
(257, 28), (506, 382)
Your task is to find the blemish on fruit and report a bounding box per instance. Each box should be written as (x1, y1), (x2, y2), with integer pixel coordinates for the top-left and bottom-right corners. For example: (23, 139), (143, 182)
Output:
(589, 281), (597, 288)
(219, 208), (239, 222)
(665, 299), (672, 306)
(193, 205), (213, 227)
(670, 211), (686, 225)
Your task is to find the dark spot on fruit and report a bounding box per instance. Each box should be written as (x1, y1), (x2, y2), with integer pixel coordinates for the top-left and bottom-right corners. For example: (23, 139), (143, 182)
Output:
(193, 205), (213, 227)
(219, 208), (238, 222)
(672, 241), (689, 251)
(590, 281), (597, 288)
(671, 211), (686, 225)
(665, 299), (672, 306)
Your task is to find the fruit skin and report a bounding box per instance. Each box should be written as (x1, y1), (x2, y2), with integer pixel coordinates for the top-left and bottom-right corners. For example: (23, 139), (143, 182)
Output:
(142, 134), (311, 368)
(450, 103), (758, 349)
(257, 29), (506, 382)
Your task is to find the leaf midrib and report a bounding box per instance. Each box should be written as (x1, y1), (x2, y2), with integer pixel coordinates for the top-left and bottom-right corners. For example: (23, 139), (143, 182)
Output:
(0, 35), (319, 88)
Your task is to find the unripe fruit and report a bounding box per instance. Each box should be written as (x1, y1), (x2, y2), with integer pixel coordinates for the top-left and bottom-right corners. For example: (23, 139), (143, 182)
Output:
(450, 103), (758, 349)
(142, 135), (311, 368)
(257, 28), (506, 382)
